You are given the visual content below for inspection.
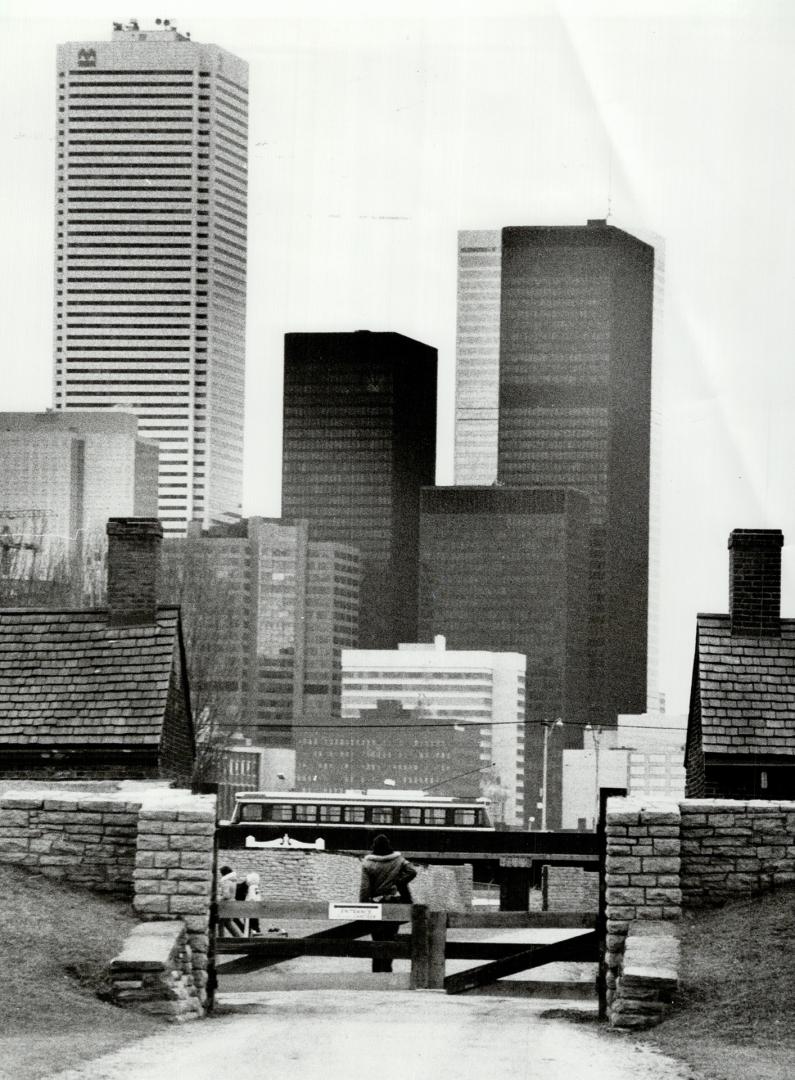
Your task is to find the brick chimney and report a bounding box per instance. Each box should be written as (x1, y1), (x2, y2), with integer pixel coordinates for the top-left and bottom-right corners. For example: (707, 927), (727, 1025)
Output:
(728, 528), (784, 637)
(106, 518), (163, 626)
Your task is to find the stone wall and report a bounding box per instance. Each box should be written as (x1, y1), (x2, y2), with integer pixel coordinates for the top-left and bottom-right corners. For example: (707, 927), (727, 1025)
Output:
(109, 921), (204, 1021)
(541, 865), (599, 912)
(604, 798), (682, 1029)
(0, 785), (217, 1017)
(0, 792), (140, 893)
(133, 791), (216, 1010)
(680, 799), (795, 906)
(219, 847), (473, 910)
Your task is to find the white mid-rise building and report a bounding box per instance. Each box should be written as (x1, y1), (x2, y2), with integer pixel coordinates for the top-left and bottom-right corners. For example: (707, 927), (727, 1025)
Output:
(53, 21), (248, 534)
(0, 409), (158, 580)
(561, 711), (687, 830)
(340, 635), (526, 826)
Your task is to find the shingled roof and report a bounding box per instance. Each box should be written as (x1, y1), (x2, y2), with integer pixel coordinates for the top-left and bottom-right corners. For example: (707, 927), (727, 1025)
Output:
(0, 606), (182, 748)
(694, 612), (795, 757)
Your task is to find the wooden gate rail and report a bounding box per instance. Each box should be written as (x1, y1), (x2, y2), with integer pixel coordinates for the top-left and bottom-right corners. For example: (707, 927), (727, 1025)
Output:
(443, 929), (599, 995)
(214, 902), (597, 993)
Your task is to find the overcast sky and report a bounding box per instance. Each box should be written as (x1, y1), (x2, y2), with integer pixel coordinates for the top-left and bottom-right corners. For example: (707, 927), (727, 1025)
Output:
(2, 0), (795, 715)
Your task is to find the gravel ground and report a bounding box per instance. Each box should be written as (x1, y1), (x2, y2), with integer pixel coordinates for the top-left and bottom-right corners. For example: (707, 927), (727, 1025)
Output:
(45, 991), (698, 1080)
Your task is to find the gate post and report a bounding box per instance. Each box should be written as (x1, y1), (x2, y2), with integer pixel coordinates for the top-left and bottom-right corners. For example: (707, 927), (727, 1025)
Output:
(410, 905), (447, 989)
(410, 904), (429, 988)
(427, 911), (447, 989)
(597, 786), (626, 1021)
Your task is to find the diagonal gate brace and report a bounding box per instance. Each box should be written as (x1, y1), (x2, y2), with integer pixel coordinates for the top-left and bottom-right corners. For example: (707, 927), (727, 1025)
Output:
(444, 929), (598, 995)
(217, 920), (379, 975)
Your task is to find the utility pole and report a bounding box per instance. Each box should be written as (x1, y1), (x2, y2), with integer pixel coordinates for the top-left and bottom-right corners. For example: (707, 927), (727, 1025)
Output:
(540, 718), (564, 830)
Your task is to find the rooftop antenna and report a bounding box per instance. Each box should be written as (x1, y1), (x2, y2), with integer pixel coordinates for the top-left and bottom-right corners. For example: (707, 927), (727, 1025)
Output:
(606, 145), (613, 221)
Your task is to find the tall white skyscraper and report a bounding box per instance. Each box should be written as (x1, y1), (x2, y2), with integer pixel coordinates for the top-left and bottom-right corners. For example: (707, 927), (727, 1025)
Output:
(453, 230), (501, 485)
(53, 21), (247, 535)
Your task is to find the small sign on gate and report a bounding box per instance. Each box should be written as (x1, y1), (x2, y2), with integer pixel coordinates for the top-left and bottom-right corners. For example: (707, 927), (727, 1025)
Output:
(328, 902), (382, 920)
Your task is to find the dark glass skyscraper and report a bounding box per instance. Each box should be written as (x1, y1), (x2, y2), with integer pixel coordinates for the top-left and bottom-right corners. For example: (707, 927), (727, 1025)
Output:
(418, 486), (591, 827)
(282, 331), (437, 650)
(497, 222), (654, 726)
(455, 221), (655, 729)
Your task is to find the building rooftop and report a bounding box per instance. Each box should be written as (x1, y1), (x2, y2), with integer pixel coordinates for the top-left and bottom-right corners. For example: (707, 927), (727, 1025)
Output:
(0, 607), (181, 748)
(694, 612), (795, 757)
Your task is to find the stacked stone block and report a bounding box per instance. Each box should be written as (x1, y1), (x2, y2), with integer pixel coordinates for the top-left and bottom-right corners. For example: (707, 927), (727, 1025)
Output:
(110, 921), (203, 1021)
(612, 921), (680, 1029)
(0, 792), (139, 892)
(219, 847), (473, 910)
(132, 792), (216, 1009)
(605, 798), (681, 1028)
(541, 866), (599, 913)
(680, 799), (795, 906)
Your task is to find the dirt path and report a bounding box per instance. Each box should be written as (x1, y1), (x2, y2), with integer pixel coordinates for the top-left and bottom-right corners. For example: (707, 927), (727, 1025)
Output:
(44, 991), (698, 1080)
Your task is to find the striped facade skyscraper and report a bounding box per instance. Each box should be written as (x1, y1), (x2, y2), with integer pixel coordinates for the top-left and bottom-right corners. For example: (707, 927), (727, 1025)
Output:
(53, 21), (248, 535)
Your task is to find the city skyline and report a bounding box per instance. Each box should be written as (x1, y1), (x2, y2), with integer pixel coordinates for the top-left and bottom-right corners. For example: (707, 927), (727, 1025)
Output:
(3, 6), (795, 715)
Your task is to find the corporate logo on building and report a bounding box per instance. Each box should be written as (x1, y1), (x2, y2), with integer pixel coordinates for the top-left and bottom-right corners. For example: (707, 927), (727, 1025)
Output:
(77, 48), (97, 67)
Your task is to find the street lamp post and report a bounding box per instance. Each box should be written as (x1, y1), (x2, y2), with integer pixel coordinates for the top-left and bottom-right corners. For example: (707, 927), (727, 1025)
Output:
(540, 718), (564, 831)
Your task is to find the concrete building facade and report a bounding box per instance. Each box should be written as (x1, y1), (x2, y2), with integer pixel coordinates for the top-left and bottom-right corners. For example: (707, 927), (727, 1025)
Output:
(281, 330), (437, 650)
(561, 711), (686, 830)
(162, 517), (360, 746)
(0, 410), (157, 584)
(53, 22), (248, 535)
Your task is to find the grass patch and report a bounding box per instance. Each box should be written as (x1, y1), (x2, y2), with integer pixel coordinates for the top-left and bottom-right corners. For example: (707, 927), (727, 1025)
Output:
(0, 863), (163, 1079)
(644, 885), (795, 1080)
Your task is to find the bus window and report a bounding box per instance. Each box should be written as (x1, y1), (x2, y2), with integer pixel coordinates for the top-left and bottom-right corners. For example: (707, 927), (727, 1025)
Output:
(319, 805), (342, 823)
(453, 809), (477, 826)
(422, 807), (447, 826)
(371, 806), (393, 825)
(294, 804), (318, 822)
(343, 806), (365, 823)
(399, 807), (422, 825)
(239, 803), (264, 822)
(271, 804), (294, 822)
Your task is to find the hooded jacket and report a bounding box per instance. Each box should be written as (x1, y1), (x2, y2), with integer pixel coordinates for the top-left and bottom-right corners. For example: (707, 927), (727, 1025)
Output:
(359, 850), (417, 903)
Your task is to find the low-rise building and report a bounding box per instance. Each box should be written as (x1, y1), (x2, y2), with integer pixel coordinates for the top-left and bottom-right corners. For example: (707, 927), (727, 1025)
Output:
(561, 712), (686, 830)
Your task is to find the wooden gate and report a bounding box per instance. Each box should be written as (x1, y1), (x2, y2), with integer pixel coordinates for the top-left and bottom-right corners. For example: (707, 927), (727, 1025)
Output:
(213, 900), (597, 995)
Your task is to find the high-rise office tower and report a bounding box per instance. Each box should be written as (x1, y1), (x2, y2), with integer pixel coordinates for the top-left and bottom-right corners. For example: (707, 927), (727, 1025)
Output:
(454, 221), (655, 727)
(454, 230), (502, 484)
(282, 331), (437, 650)
(418, 487), (591, 827)
(162, 517), (360, 745)
(53, 21), (248, 535)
